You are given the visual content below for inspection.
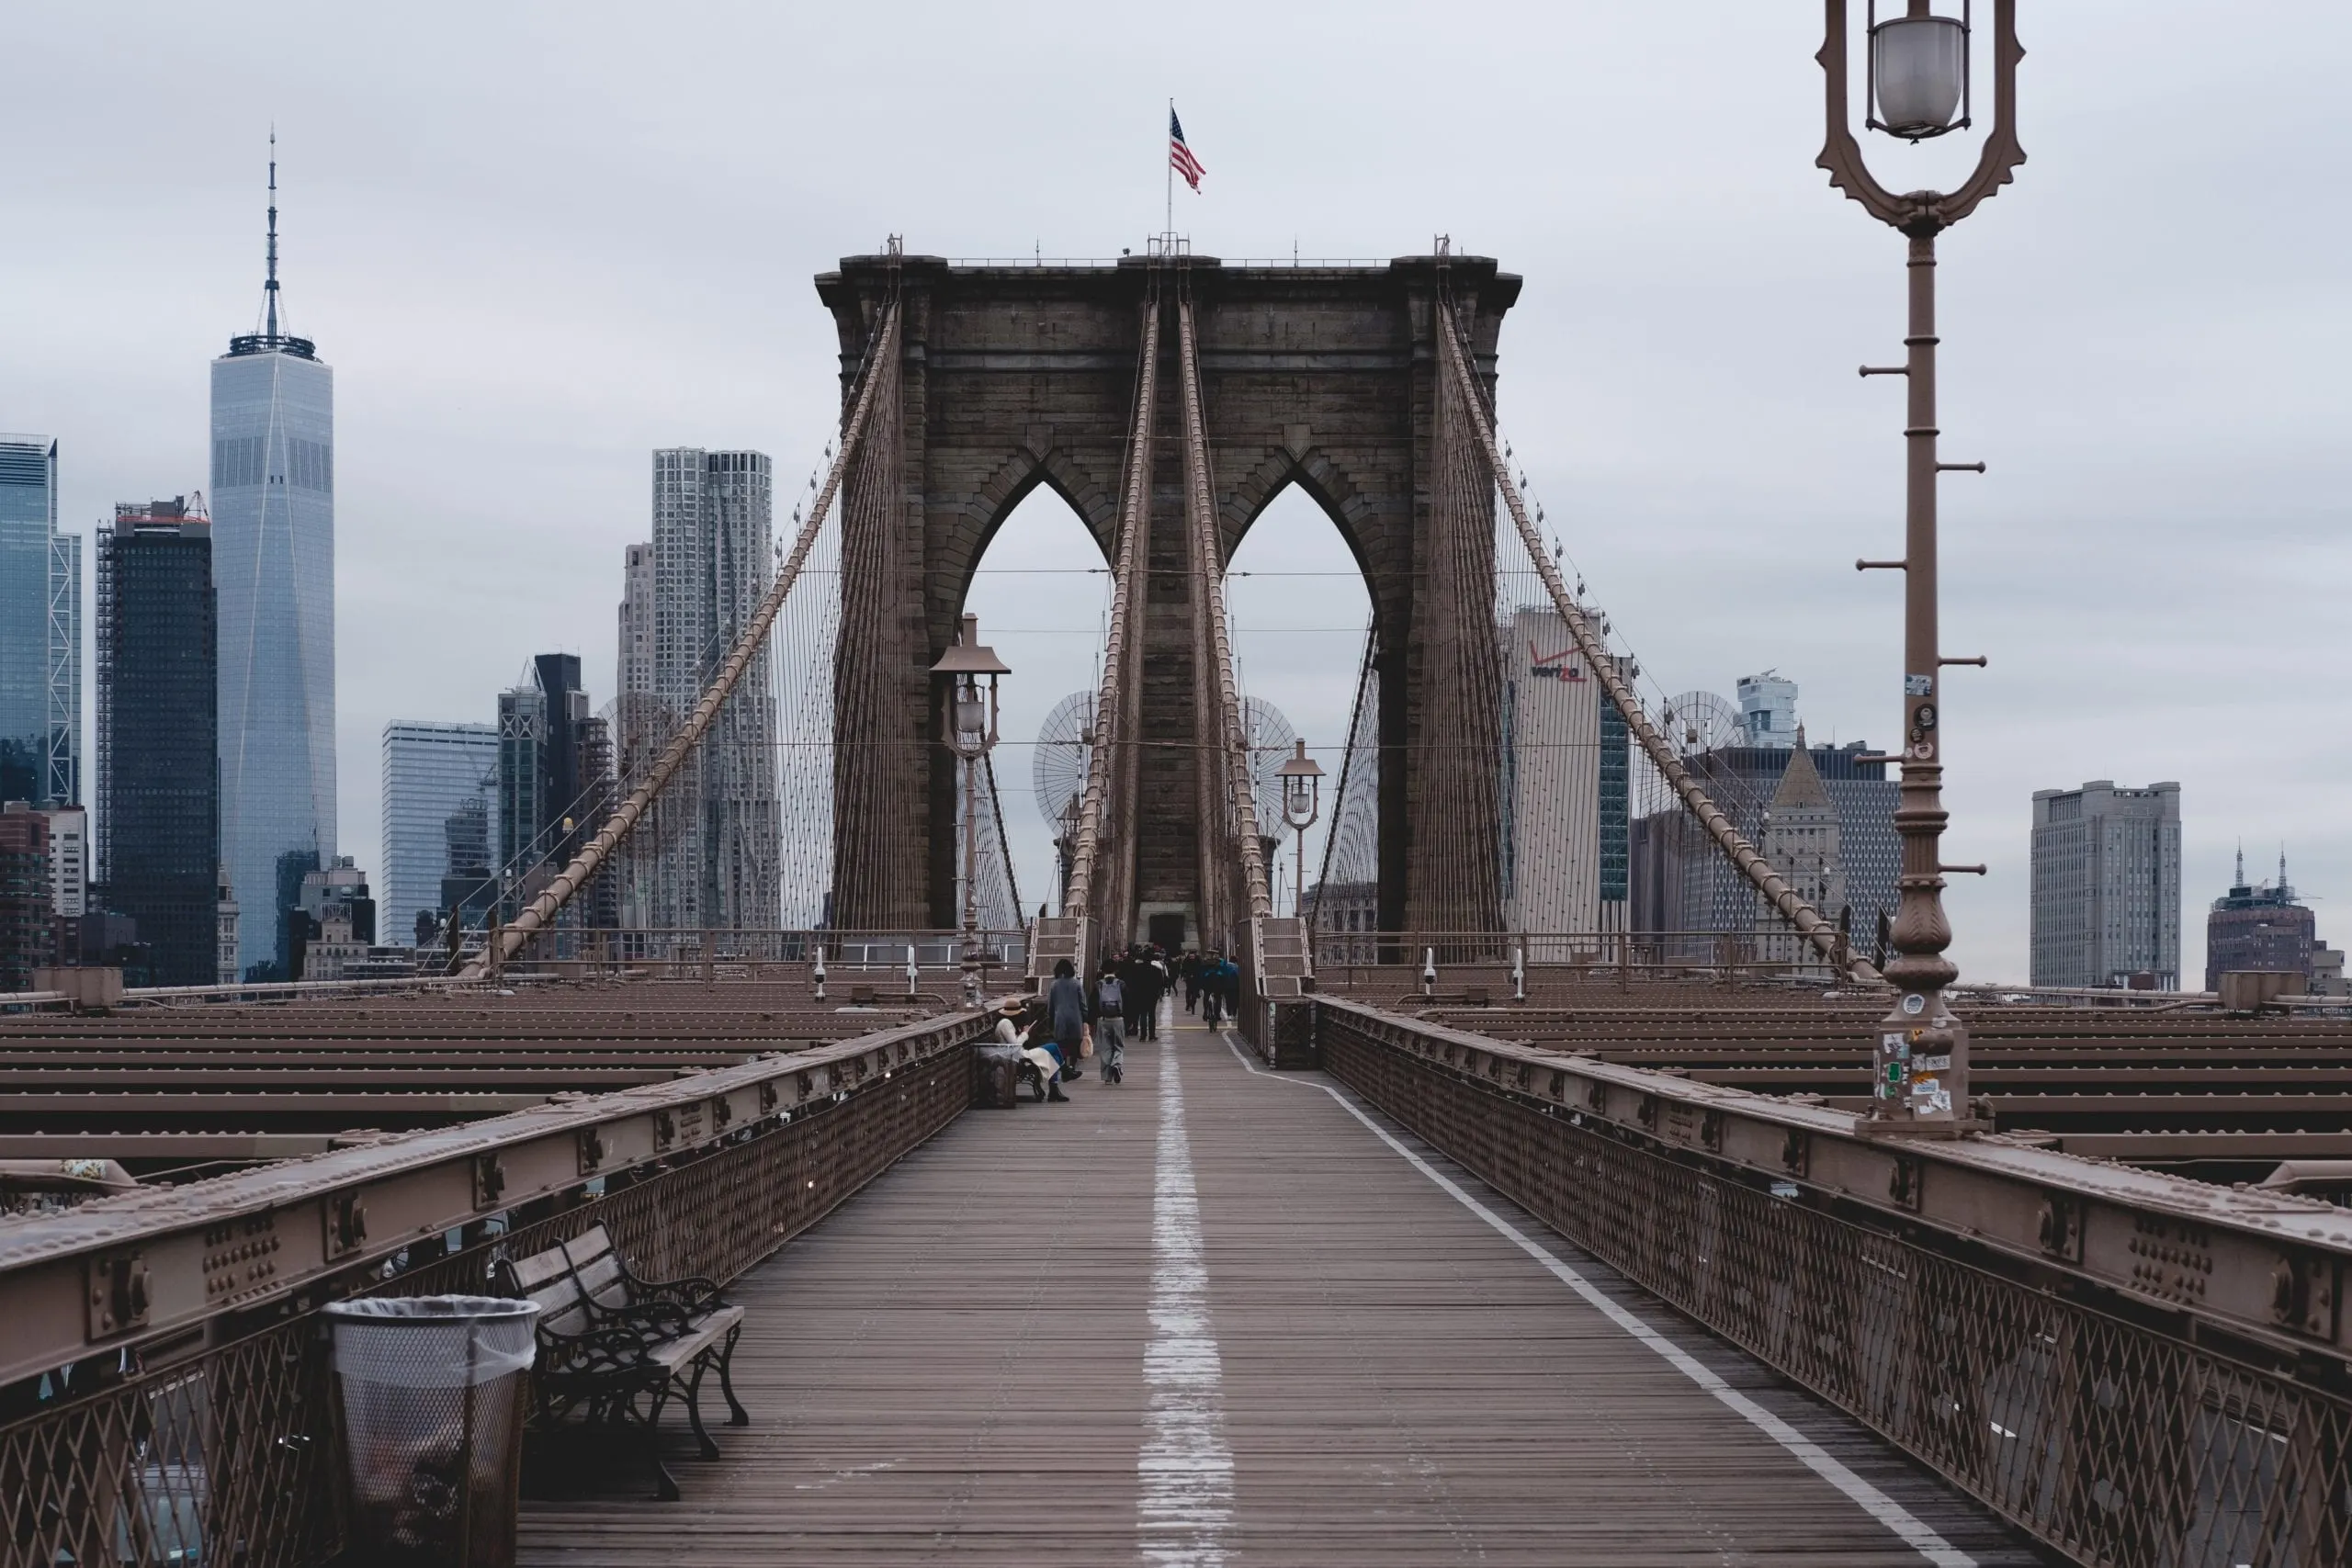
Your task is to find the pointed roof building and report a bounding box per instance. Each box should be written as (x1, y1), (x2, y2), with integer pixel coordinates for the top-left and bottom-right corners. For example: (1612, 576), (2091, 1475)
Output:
(1770, 728), (1834, 811)
(1758, 728), (1847, 935)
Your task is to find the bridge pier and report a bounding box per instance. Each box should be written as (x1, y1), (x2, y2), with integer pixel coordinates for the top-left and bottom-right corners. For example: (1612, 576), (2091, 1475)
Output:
(819, 253), (1521, 942)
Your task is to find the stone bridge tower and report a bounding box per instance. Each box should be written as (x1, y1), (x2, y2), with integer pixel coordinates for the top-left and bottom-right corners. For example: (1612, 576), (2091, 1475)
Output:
(818, 251), (1520, 942)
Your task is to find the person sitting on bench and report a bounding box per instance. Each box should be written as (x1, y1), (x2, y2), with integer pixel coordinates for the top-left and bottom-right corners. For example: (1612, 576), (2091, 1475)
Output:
(994, 998), (1067, 1102)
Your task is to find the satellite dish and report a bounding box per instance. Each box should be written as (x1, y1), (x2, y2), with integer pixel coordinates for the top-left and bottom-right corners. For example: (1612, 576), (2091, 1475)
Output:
(1663, 691), (1746, 757)
(1240, 697), (1298, 829)
(1033, 690), (1096, 835)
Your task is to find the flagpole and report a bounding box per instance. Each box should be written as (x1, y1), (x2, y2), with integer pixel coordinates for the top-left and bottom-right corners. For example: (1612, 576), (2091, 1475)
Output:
(1165, 97), (1173, 238)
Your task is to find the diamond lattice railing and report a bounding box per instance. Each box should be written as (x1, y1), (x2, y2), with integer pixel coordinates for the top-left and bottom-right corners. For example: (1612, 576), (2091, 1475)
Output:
(1322, 1011), (2352, 1568)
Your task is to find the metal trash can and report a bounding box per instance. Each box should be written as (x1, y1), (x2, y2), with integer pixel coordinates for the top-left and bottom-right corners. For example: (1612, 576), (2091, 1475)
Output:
(975, 1043), (1022, 1108)
(323, 1295), (540, 1568)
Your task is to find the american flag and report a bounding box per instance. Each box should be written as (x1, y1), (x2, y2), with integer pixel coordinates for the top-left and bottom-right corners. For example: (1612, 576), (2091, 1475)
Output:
(1169, 107), (1205, 192)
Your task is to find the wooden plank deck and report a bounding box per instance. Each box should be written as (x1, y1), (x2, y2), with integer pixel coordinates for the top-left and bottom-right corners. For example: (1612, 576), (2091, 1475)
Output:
(519, 1010), (2052, 1565)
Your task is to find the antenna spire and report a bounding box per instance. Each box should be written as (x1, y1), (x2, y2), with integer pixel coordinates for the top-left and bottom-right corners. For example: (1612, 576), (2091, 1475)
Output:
(264, 129), (280, 340)
(2234, 840), (2244, 887)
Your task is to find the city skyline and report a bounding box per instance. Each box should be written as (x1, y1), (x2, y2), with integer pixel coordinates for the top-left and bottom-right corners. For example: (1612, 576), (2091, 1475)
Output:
(4, 5), (2346, 985)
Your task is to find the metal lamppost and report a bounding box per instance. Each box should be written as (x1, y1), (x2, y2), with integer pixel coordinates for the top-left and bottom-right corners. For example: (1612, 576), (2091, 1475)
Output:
(1276, 740), (1324, 921)
(1820, 0), (2023, 1132)
(932, 613), (1010, 1003)
(1054, 791), (1083, 913)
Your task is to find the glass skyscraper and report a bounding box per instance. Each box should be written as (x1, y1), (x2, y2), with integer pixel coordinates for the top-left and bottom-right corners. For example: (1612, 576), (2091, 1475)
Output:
(0, 434), (81, 807)
(380, 721), (497, 948)
(210, 152), (334, 975)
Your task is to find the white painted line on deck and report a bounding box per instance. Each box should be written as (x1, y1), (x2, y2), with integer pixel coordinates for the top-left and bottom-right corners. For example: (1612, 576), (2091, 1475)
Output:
(1215, 1028), (1974, 1568)
(1140, 1028), (1235, 1564)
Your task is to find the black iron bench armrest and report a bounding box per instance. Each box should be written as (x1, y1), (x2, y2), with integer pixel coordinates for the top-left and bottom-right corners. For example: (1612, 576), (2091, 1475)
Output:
(536, 1322), (668, 1382)
(615, 1262), (727, 1314)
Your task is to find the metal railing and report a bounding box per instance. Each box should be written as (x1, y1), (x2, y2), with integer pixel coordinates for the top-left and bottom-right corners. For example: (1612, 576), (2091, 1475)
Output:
(1317, 998), (2352, 1568)
(1307, 930), (1860, 987)
(503, 927), (1030, 976)
(0, 1006), (990, 1567)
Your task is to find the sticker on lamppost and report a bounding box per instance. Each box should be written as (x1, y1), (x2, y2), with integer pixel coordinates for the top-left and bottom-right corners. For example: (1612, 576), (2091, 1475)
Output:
(1899, 993), (1926, 1017)
(1905, 673), (1934, 697)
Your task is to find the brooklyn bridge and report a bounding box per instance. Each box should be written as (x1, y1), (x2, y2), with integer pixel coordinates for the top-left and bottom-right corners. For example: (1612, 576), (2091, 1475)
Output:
(6, 218), (2350, 1568)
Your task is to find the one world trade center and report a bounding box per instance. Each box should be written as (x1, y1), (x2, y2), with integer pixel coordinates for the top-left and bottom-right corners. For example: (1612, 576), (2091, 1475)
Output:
(211, 141), (334, 976)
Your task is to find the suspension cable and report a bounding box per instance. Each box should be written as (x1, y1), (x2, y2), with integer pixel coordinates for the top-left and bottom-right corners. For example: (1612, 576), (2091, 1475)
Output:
(1175, 289), (1273, 924)
(1061, 284), (1159, 933)
(463, 295), (906, 977)
(1432, 296), (1869, 981)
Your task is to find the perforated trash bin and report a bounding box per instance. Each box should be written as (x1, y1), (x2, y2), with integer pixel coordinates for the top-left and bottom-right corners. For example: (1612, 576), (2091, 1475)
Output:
(323, 1295), (540, 1568)
(975, 1043), (1023, 1108)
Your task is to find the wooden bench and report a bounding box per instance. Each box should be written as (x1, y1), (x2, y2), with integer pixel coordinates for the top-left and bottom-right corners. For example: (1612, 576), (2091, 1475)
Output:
(500, 1224), (747, 1500)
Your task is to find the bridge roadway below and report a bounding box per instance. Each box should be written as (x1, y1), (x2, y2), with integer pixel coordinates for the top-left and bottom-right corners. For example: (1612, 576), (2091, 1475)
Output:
(518, 1009), (2048, 1565)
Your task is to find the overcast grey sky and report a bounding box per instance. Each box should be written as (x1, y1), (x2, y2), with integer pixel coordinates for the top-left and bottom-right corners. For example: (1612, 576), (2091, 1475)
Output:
(7, 2), (2346, 983)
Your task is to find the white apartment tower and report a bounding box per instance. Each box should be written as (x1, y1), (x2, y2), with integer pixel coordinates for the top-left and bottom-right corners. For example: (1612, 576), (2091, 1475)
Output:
(2030, 780), (2182, 988)
(1500, 605), (1604, 949)
(618, 542), (655, 699)
(616, 451), (780, 932)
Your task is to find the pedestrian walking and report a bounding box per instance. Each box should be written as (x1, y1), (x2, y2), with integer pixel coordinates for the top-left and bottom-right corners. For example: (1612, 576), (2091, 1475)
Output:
(1120, 949), (1149, 1039)
(1148, 952), (1171, 1038)
(1046, 958), (1088, 1083)
(1094, 970), (1125, 1084)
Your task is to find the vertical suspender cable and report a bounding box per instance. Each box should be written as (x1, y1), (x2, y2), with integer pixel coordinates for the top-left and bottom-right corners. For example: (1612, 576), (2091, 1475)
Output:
(466, 299), (905, 977)
(1175, 291), (1272, 922)
(1062, 287), (1160, 942)
(1432, 298), (1867, 980)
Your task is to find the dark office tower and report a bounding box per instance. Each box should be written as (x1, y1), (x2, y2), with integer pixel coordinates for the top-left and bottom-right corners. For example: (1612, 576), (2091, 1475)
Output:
(573, 706), (618, 929)
(496, 654), (614, 924)
(535, 652), (585, 859)
(213, 141), (334, 976)
(96, 502), (220, 986)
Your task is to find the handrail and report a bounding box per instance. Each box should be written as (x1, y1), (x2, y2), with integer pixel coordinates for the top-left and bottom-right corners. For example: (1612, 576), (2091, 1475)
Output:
(1319, 998), (2352, 1355)
(0, 1002), (992, 1389)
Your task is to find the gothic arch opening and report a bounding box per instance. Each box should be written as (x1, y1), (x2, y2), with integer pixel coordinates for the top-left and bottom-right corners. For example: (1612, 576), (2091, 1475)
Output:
(1223, 479), (1374, 918)
(957, 481), (1112, 924)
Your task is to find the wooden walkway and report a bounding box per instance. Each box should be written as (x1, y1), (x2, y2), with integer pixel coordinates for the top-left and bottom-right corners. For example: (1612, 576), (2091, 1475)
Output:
(519, 1011), (2052, 1565)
